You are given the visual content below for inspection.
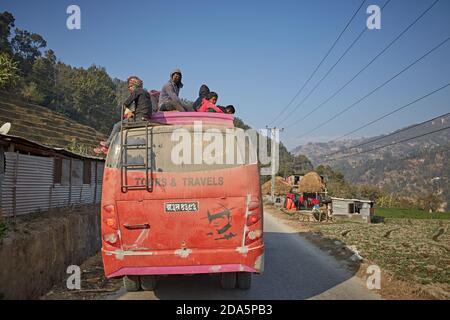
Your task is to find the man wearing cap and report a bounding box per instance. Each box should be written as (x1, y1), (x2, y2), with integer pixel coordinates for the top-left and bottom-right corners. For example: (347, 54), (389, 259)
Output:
(158, 69), (189, 111)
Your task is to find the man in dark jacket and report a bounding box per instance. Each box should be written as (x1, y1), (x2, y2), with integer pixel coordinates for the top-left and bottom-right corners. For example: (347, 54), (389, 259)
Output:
(123, 76), (152, 120)
(158, 69), (188, 111)
(96, 76), (152, 153)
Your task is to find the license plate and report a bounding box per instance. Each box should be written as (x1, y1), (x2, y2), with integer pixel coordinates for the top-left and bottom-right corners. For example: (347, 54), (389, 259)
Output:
(165, 202), (199, 213)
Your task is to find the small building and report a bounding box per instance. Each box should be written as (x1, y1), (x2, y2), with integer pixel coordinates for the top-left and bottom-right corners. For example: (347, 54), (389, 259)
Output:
(331, 197), (374, 223)
(0, 134), (104, 217)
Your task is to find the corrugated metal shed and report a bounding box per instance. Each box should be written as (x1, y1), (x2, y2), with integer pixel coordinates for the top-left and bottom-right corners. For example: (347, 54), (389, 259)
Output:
(0, 134), (104, 217)
(331, 197), (374, 221)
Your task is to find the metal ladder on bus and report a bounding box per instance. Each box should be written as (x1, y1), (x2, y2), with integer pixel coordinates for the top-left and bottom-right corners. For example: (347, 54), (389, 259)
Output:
(119, 106), (153, 193)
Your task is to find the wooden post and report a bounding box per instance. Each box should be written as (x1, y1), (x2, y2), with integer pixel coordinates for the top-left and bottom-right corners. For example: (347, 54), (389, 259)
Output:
(93, 161), (98, 204)
(68, 158), (72, 206)
(48, 184), (53, 211)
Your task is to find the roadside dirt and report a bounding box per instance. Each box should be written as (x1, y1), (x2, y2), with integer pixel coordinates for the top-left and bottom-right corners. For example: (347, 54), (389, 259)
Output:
(265, 205), (446, 300)
(42, 205), (446, 300)
(41, 253), (122, 300)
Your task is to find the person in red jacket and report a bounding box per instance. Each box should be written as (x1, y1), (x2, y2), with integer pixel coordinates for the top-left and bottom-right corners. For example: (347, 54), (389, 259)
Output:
(197, 92), (224, 113)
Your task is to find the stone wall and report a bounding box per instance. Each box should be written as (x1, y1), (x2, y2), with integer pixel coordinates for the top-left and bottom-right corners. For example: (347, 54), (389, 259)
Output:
(0, 205), (101, 299)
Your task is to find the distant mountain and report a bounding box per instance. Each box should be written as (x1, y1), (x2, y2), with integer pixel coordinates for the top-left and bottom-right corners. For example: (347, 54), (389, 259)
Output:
(292, 115), (450, 209)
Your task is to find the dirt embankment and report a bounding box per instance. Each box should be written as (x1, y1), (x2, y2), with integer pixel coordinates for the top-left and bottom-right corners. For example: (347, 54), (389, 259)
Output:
(0, 205), (101, 299)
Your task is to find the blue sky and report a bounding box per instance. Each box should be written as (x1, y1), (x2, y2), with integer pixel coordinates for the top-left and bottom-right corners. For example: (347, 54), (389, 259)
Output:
(2, 0), (449, 149)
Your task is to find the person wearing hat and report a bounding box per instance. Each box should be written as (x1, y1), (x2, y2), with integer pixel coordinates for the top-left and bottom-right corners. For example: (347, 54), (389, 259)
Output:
(158, 69), (189, 111)
(123, 76), (152, 120)
(94, 76), (152, 154)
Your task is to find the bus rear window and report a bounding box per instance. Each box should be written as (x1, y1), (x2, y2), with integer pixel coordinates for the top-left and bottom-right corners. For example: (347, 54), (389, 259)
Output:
(105, 125), (256, 172)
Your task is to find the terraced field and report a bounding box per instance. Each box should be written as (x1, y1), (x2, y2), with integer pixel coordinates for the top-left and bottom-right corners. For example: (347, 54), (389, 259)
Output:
(309, 218), (450, 296)
(0, 97), (107, 155)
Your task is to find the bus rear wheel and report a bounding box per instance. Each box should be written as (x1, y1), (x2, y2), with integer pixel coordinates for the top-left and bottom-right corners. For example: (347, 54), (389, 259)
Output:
(236, 272), (252, 290)
(220, 272), (237, 290)
(140, 275), (158, 291)
(123, 275), (140, 292)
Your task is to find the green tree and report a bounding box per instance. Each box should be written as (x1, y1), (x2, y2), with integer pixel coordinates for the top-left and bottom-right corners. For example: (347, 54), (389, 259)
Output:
(355, 185), (386, 201)
(29, 50), (56, 105)
(53, 62), (78, 117)
(113, 78), (129, 114)
(415, 192), (444, 213)
(11, 28), (47, 75)
(0, 12), (15, 55)
(71, 65), (119, 133)
(21, 81), (44, 104)
(0, 52), (20, 89)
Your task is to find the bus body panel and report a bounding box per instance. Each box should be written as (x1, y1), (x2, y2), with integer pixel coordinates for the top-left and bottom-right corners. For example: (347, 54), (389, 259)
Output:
(101, 164), (264, 278)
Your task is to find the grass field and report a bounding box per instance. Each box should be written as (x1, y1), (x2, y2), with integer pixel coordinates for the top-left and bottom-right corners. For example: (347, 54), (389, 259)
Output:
(0, 97), (107, 156)
(376, 207), (450, 220)
(308, 217), (450, 293)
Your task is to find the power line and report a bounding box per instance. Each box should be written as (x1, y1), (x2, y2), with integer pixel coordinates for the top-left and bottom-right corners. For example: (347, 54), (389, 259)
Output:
(268, 0), (367, 127)
(284, 0), (442, 129)
(327, 125), (450, 161)
(331, 83), (450, 143)
(279, 0), (392, 128)
(295, 36), (450, 140)
(326, 110), (450, 158)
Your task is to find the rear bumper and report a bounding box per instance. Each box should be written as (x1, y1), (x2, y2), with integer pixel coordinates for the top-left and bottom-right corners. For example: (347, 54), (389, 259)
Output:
(107, 264), (258, 278)
(102, 243), (264, 278)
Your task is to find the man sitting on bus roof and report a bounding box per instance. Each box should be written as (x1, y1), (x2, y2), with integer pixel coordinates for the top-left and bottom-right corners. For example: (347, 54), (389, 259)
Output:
(94, 76), (152, 154)
(123, 76), (152, 120)
(158, 69), (191, 112)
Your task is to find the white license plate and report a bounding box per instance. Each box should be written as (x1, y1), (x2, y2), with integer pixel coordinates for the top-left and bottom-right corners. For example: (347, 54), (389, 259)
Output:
(164, 202), (199, 213)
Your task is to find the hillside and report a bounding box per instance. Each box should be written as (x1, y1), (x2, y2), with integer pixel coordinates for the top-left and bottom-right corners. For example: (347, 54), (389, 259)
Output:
(292, 116), (450, 166)
(292, 115), (450, 209)
(0, 95), (107, 155)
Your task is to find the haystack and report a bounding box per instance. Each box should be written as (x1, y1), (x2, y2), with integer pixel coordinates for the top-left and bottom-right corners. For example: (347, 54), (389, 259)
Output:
(297, 171), (325, 193)
(261, 176), (291, 195)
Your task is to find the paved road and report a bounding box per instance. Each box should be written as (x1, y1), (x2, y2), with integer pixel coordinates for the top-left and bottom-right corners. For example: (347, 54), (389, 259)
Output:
(109, 211), (380, 300)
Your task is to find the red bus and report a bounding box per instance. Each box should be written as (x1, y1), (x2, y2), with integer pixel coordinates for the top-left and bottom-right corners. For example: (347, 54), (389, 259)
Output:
(101, 112), (264, 291)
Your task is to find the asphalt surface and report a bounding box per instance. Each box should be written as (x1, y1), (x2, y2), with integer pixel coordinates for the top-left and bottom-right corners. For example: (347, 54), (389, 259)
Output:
(108, 211), (380, 300)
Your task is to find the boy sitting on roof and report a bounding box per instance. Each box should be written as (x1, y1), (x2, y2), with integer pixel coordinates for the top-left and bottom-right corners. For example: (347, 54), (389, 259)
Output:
(197, 92), (235, 114)
(197, 92), (223, 113)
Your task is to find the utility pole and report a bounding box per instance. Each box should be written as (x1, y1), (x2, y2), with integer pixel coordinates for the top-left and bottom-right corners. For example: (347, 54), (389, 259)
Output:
(266, 126), (284, 203)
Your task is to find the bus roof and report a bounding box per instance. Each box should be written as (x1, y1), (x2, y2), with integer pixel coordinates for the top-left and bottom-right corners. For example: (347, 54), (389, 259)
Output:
(149, 112), (235, 128)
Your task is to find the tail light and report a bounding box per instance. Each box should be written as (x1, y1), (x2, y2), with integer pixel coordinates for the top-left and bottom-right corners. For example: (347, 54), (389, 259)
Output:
(102, 204), (120, 246)
(105, 218), (117, 228)
(245, 198), (262, 245)
(103, 204), (115, 213)
(246, 200), (261, 226)
(247, 212), (261, 226)
(102, 204), (117, 229)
